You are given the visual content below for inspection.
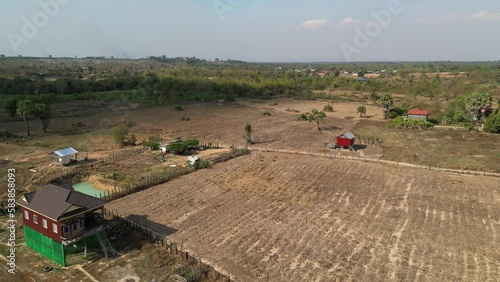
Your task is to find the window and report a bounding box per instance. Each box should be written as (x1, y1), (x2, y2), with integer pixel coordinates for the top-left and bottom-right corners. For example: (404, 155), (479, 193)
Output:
(80, 221), (84, 228)
(73, 223), (78, 231)
(42, 219), (47, 229)
(52, 223), (58, 234)
(24, 210), (29, 220)
(33, 215), (38, 224)
(63, 226), (69, 234)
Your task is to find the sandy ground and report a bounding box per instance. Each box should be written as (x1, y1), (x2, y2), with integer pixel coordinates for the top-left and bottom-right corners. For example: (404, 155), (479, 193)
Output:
(107, 152), (500, 282)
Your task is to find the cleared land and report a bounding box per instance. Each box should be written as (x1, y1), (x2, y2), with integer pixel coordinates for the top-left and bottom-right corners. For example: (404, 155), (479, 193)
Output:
(108, 152), (500, 282)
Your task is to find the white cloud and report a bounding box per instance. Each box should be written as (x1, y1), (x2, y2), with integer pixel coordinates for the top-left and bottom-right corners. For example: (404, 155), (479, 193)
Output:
(337, 17), (362, 27)
(470, 11), (500, 22)
(299, 19), (331, 30)
(419, 11), (500, 24)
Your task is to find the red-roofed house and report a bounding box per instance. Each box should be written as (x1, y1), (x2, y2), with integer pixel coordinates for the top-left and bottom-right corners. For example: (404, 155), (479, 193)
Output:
(408, 108), (430, 121)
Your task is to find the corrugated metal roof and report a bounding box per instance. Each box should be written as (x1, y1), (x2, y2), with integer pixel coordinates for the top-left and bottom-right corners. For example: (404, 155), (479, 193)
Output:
(16, 184), (106, 221)
(53, 147), (78, 157)
(341, 132), (356, 140)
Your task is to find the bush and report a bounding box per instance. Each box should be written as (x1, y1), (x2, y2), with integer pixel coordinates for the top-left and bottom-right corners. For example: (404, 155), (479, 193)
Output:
(180, 116), (190, 121)
(387, 107), (405, 119)
(112, 124), (129, 145)
(166, 138), (200, 154)
(184, 138), (200, 149)
(143, 135), (161, 150)
(166, 141), (188, 155)
(262, 111), (272, 116)
(484, 112), (500, 133)
(298, 113), (308, 121)
(323, 103), (334, 112)
(388, 116), (434, 130)
(191, 158), (210, 170)
(172, 105), (184, 111)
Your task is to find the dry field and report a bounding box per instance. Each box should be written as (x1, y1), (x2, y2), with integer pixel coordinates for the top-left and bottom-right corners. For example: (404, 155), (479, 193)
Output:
(108, 152), (500, 282)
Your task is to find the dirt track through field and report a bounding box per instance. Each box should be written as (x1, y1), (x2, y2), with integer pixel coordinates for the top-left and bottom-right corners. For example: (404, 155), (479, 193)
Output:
(108, 152), (500, 281)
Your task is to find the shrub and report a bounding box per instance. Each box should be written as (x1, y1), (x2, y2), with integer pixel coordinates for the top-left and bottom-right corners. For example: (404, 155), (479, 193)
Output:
(388, 116), (434, 130)
(484, 112), (500, 133)
(323, 103), (334, 112)
(298, 113), (308, 121)
(143, 135), (161, 150)
(262, 111), (272, 116)
(112, 124), (129, 145)
(166, 141), (188, 155)
(184, 138), (200, 149)
(285, 108), (300, 113)
(180, 116), (191, 121)
(127, 134), (137, 146)
(172, 105), (184, 111)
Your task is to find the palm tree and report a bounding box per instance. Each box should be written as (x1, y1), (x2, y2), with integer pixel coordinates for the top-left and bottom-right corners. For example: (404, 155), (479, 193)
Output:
(465, 93), (492, 124)
(16, 100), (34, 136)
(357, 105), (367, 118)
(380, 93), (393, 119)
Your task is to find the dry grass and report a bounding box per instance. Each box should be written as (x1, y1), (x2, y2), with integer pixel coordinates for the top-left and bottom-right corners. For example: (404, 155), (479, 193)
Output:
(353, 120), (500, 172)
(108, 152), (500, 282)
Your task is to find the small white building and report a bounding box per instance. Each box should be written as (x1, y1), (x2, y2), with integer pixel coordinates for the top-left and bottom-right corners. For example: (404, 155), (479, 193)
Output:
(50, 148), (78, 165)
(188, 156), (199, 166)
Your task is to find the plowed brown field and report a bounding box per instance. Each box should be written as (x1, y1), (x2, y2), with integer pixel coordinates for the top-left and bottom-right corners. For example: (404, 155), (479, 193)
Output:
(108, 152), (500, 282)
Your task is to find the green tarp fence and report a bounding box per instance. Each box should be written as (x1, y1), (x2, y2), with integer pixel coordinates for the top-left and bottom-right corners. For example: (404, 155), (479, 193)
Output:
(24, 226), (66, 266)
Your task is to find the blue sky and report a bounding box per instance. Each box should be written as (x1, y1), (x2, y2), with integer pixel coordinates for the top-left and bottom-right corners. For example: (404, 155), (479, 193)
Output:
(1, 0), (499, 62)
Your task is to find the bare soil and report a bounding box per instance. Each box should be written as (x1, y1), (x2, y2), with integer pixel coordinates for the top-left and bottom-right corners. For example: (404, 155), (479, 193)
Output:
(107, 152), (500, 282)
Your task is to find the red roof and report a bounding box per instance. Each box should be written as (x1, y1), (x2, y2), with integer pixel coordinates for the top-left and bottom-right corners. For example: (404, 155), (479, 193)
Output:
(408, 108), (430, 116)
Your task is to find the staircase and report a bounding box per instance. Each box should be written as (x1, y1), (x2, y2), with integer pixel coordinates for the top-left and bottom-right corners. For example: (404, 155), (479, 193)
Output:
(95, 230), (116, 260)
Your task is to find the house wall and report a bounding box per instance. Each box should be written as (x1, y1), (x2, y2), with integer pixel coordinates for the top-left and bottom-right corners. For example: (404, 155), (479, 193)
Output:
(337, 137), (354, 147)
(408, 114), (428, 121)
(21, 207), (62, 243)
(59, 155), (71, 165)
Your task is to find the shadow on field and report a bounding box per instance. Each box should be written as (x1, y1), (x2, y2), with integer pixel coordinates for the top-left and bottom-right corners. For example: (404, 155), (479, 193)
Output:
(352, 144), (368, 150)
(126, 214), (177, 237)
(322, 125), (341, 131)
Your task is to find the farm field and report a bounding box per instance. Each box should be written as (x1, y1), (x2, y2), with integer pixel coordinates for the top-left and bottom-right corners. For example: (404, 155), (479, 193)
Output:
(107, 152), (500, 282)
(2, 99), (500, 199)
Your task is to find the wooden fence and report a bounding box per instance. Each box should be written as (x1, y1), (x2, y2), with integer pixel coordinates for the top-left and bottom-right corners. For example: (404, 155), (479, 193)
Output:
(96, 148), (250, 202)
(104, 208), (233, 282)
(247, 146), (500, 178)
(32, 147), (147, 186)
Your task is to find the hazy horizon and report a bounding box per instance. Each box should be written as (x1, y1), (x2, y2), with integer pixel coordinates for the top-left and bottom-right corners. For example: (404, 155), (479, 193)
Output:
(1, 0), (500, 62)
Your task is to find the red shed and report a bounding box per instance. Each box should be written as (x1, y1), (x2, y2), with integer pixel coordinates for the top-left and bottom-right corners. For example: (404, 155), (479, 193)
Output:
(336, 132), (356, 148)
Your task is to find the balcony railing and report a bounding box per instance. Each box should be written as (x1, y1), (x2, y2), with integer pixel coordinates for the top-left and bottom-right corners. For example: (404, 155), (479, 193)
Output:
(61, 225), (103, 246)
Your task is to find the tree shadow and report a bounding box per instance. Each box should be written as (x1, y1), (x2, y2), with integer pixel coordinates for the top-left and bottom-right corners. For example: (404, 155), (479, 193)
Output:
(322, 125), (341, 131)
(361, 116), (375, 119)
(352, 144), (368, 150)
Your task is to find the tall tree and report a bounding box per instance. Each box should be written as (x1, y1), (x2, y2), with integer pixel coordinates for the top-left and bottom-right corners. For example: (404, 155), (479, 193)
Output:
(16, 100), (34, 136)
(380, 93), (393, 119)
(308, 109), (326, 130)
(465, 93), (492, 123)
(3, 98), (18, 120)
(32, 103), (51, 132)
